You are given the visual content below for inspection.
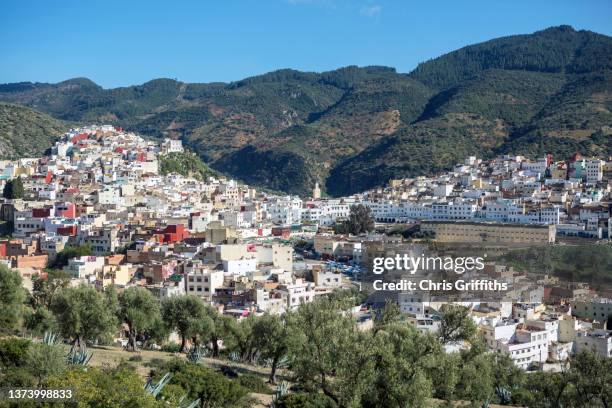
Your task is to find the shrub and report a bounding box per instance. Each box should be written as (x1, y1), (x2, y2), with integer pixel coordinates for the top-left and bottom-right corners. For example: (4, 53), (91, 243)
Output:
(0, 338), (31, 368)
(145, 358), (166, 368)
(154, 359), (249, 408)
(236, 373), (273, 394)
(160, 343), (181, 353)
(275, 392), (338, 408)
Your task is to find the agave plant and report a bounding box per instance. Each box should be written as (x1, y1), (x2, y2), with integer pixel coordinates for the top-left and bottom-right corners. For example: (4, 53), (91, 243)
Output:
(495, 386), (512, 405)
(227, 351), (241, 362)
(276, 355), (290, 369)
(275, 381), (289, 399)
(66, 344), (93, 366)
(177, 394), (201, 408)
(144, 372), (173, 398)
(186, 345), (209, 364)
(43, 331), (58, 346)
(261, 355), (290, 369)
(271, 381), (290, 407)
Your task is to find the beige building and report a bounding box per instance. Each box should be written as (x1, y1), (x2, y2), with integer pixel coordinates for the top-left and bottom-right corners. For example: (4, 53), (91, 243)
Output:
(314, 235), (342, 257)
(205, 221), (237, 245)
(256, 243), (293, 272)
(421, 221), (556, 244)
(96, 264), (134, 288)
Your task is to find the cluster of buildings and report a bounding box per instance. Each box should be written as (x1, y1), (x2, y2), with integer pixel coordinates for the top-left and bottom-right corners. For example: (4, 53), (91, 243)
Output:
(393, 264), (612, 369)
(357, 154), (612, 241)
(1, 125), (610, 368)
(0, 126), (346, 315)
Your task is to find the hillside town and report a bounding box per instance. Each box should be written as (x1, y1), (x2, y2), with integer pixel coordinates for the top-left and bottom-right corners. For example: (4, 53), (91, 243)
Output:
(0, 125), (610, 373)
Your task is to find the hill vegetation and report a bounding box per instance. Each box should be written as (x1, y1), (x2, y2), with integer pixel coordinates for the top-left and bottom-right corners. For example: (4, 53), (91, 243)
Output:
(158, 151), (221, 181)
(499, 244), (612, 286)
(1, 26), (611, 195)
(0, 102), (69, 159)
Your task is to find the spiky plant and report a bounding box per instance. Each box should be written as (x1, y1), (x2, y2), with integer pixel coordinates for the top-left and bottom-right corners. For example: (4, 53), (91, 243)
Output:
(177, 395), (201, 408)
(228, 351), (241, 362)
(144, 372), (173, 398)
(261, 355), (290, 369)
(66, 344), (93, 366)
(186, 345), (208, 364)
(275, 381), (289, 399)
(276, 355), (290, 369)
(495, 386), (512, 405)
(43, 331), (58, 346)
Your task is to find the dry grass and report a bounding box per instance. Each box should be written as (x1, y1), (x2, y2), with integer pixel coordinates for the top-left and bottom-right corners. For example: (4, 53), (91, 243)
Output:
(88, 345), (284, 380)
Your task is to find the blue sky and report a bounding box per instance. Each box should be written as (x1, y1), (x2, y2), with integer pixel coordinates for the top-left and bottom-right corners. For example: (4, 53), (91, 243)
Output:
(1, 0), (611, 88)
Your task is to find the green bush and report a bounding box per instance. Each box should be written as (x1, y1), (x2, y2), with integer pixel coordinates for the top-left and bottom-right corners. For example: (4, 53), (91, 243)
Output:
(160, 343), (181, 353)
(0, 338), (31, 368)
(236, 373), (273, 394)
(145, 357), (166, 368)
(275, 393), (338, 408)
(154, 359), (249, 408)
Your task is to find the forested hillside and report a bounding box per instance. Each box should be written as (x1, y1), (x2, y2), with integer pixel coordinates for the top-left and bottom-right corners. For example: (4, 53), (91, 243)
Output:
(1, 25), (611, 196)
(0, 103), (69, 159)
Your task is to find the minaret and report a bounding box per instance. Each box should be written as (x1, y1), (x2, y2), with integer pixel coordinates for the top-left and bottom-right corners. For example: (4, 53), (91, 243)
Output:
(313, 182), (321, 199)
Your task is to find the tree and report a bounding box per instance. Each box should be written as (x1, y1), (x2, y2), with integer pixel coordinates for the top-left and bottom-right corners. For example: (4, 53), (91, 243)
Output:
(373, 300), (401, 333)
(515, 370), (571, 408)
(225, 314), (257, 363)
(24, 307), (57, 335)
(3, 177), (24, 199)
(455, 353), (495, 406)
(31, 269), (70, 309)
(50, 285), (117, 347)
(437, 304), (477, 344)
(118, 287), (161, 351)
(49, 244), (92, 269)
(161, 295), (205, 352)
(0, 265), (25, 331)
(200, 305), (233, 358)
(365, 323), (441, 408)
(333, 204), (375, 235)
(252, 313), (292, 383)
(289, 297), (375, 406)
(567, 350), (612, 408)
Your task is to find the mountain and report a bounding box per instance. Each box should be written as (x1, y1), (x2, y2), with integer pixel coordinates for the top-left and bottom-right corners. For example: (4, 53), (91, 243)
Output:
(1, 25), (611, 196)
(0, 103), (69, 159)
(328, 26), (612, 195)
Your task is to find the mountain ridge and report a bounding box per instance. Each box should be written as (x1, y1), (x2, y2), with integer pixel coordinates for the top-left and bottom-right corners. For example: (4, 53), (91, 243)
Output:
(1, 25), (611, 196)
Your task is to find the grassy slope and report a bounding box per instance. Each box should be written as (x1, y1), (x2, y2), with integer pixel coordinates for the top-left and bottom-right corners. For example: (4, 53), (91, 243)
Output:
(0, 102), (69, 159)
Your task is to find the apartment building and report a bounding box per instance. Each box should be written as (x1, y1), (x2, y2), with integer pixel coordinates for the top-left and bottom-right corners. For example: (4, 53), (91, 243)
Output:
(185, 268), (224, 301)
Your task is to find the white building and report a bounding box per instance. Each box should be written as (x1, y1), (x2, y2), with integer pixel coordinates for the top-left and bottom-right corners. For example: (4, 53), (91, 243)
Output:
(277, 279), (316, 310)
(161, 138), (184, 154)
(223, 258), (257, 275)
(185, 269), (224, 301)
(65, 256), (105, 279)
(585, 159), (604, 184)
